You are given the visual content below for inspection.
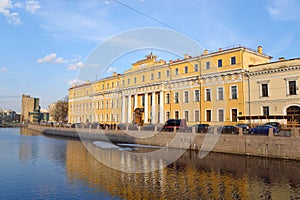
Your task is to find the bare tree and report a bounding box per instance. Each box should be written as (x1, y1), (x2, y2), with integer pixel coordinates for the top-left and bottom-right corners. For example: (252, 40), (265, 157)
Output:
(50, 96), (68, 123)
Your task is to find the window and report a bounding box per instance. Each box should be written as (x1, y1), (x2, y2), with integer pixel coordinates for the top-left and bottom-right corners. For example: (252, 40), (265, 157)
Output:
(116, 81), (119, 86)
(150, 95), (152, 106)
(116, 99), (119, 108)
(106, 100), (109, 108)
(142, 75), (145, 82)
(166, 93), (170, 104)
(111, 114), (114, 122)
(218, 109), (224, 122)
(157, 93), (160, 105)
(184, 66), (188, 74)
(175, 111), (179, 119)
(101, 101), (104, 109)
(231, 86), (238, 99)
(112, 82), (114, 88)
(195, 110), (200, 122)
(184, 91), (189, 103)
(175, 68), (179, 76)
(231, 109), (238, 122)
(218, 59), (222, 67)
(97, 102), (100, 109)
(115, 114), (118, 122)
(127, 78), (130, 85)
(289, 80), (297, 95)
(206, 62), (210, 69)
(134, 77), (137, 83)
(158, 72), (161, 79)
(184, 111), (189, 122)
(166, 70), (170, 77)
(205, 88), (211, 101)
(122, 80), (125, 86)
(111, 100), (114, 108)
(174, 92), (179, 103)
(107, 83), (109, 89)
(142, 95), (145, 106)
(206, 110), (211, 122)
(102, 84), (104, 89)
(218, 87), (224, 100)
(262, 84), (269, 97)
(106, 114), (109, 122)
(194, 90), (200, 102)
(194, 64), (199, 72)
(263, 106), (269, 116)
(151, 73), (154, 80)
(166, 112), (170, 120)
(231, 56), (236, 65)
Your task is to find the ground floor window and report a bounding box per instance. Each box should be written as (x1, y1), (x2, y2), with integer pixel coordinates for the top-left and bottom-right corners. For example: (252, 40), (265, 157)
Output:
(184, 111), (189, 122)
(166, 111), (170, 120)
(231, 109), (238, 122)
(175, 111), (179, 119)
(195, 110), (200, 122)
(206, 110), (211, 122)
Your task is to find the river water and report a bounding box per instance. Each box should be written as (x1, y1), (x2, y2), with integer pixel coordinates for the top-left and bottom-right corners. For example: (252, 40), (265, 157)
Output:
(1, 127), (300, 199)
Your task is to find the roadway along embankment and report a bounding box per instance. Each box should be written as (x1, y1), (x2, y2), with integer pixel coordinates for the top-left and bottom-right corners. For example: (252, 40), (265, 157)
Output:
(28, 124), (300, 160)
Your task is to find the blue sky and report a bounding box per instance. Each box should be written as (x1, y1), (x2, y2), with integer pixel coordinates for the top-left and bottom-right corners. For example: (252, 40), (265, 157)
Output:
(0, 0), (300, 112)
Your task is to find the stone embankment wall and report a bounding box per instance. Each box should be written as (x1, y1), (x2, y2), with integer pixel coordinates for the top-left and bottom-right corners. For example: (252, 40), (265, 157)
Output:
(28, 124), (300, 160)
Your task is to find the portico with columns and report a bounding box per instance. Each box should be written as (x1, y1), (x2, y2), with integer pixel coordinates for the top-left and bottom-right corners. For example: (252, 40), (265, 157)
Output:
(120, 84), (165, 125)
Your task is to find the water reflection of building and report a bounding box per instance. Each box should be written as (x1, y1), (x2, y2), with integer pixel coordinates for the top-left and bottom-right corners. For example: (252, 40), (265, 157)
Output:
(65, 140), (300, 199)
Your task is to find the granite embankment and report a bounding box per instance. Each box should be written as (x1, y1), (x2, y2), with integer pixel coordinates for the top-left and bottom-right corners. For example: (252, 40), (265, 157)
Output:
(28, 124), (300, 160)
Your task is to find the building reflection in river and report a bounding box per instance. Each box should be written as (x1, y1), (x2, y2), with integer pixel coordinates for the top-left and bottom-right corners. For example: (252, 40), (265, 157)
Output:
(65, 140), (300, 199)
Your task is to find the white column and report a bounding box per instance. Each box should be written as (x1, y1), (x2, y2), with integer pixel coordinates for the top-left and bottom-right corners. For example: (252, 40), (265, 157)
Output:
(160, 91), (164, 123)
(121, 96), (126, 123)
(152, 92), (156, 124)
(144, 93), (148, 124)
(134, 94), (138, 109)
(127, 95), (132, 123)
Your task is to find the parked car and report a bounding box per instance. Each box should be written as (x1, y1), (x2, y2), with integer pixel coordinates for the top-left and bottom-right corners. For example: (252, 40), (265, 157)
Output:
(117, 123), (127, 130)
(65, 123), (72, 128)
(162, 119), (187, 132)
(236, 123), (250, 132)
(264, 122), (281, 130)
(71, 123), (84, 128)
(193, 124), (209, 133)
(249, 124), (279, 135)
(218, 125), (239, 134)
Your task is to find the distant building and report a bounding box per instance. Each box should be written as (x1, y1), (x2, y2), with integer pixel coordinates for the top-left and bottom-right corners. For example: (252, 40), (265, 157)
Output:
(0, 109), (20, 123)
(21, 94), (41, 123)
(40, 109), (50, 122)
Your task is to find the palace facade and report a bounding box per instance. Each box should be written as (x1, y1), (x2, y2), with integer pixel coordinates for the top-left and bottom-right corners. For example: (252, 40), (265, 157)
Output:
(68, 45), (300, 126)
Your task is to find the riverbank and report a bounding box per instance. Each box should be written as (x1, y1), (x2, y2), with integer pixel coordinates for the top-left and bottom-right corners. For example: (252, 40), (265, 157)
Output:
(28, 124), (300, 160)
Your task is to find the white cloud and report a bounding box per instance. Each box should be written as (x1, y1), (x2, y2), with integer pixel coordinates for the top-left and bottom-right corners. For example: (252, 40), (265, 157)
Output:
(67, 61), (84, 71)
(0, 0), (22, 25)
(0, 67), (7, 72)
(267, 0), (300, 21)
(67, 79), (86, 86)
(106, 67), (117, 73)
(37, 53), (67, 64)
(26, 0), (40, 13)
(0, 0), (40, 25)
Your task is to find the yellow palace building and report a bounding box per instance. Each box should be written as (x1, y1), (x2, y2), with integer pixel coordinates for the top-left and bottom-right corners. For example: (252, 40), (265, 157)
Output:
(68, 45), (271, 126)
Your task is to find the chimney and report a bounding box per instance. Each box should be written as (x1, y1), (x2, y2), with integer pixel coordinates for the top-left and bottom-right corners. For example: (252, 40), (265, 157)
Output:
(278, 57), (285, 61)
(203, 49), (208, 55)
(219, 48), (222, 52)
(184, 54), (189, 59)
(113, 72), (117, 76)
(257, 46), (263, 54)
